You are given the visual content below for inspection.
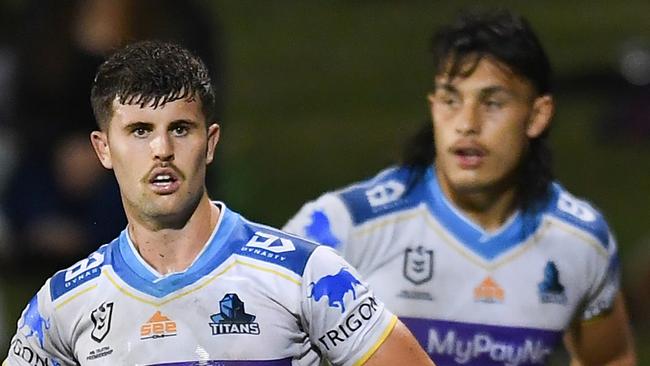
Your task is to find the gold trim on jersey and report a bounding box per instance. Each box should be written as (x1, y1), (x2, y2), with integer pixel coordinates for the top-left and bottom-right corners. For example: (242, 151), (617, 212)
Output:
(100, 257), (301, 306)
(234, 256), (302, 286)
(545, 216), (609, 257)
(350, 204), (554, 271)
(55, 284), (98, 310)
(352, 315), (398, 366)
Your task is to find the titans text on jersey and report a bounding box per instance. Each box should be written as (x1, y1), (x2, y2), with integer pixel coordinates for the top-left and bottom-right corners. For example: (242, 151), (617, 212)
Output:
(4, 202), (397, 366)
(284, 166), (620, 366)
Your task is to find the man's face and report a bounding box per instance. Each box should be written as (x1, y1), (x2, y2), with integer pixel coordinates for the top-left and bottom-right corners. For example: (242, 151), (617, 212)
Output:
(91, 98), (219, 225)
(429, 57), (552, 200)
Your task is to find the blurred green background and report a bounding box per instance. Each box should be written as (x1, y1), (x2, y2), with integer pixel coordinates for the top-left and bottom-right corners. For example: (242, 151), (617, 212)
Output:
(2, 0), (649, 362)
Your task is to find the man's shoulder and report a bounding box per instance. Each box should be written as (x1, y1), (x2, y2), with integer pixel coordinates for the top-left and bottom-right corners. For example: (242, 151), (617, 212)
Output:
(333, 165), (428, 225)
(542, 183), (612, 249)
(49, 240), (116, 303)
(232, 217), (320, 277)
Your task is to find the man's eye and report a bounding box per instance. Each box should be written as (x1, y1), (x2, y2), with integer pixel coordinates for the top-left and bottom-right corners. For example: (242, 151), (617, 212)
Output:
(172, 126), (188, 136)
(484, 100), (504, 109)
(439, 95), (459, 107)
(133, 128), (149, 137)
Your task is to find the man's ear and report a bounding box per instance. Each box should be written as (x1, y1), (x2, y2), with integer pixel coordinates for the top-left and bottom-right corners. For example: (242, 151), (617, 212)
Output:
(427, 92), (436, 112)
(206, 123), (220, 165)
(527, 95), (554, 138)
(90, 131), (113, 169)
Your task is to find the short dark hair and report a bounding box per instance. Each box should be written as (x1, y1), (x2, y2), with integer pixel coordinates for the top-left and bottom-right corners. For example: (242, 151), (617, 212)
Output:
(90, 40), (217, 130)
(402, 9), (553, 210)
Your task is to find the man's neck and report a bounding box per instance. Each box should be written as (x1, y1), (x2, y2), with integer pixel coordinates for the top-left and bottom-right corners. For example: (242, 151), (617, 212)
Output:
(453, 189), (518, 232)
(127, 196), (221, 275)
(438, 177), (518, 232)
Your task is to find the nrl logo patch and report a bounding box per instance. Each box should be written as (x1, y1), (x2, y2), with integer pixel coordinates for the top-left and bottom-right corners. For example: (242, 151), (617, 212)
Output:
(91, 302), (114, 343)
(403, 246), (433, 285)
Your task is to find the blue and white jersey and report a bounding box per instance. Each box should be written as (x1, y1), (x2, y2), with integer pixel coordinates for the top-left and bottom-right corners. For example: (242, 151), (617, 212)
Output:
(4, 202), (396, 366)
(284, 166), (620, 366)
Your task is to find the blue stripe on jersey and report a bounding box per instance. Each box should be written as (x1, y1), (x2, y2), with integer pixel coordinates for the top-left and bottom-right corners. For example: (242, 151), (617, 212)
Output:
(111, 206), (240, 298)
(50, 244), (111, 301)
(149, 359), (292, 365)
(335, 165), (610, 259)
(338, 166), (424, 225)
(425, 169), (543, 261)
(545, 183), (610, 248)
(110, 205), (317, 298)
(401, 317), (562, 366)
(232, 219), (318, 276)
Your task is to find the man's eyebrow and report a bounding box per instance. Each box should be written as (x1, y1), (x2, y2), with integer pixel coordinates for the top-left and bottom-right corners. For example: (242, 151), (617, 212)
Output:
(436, 83), (459, 93)
(124, 121), (152, 130)
(478, 86), (517, 99)
(169, 119), (198, 125)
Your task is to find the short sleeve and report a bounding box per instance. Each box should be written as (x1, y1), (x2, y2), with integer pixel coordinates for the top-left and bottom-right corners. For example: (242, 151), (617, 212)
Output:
(4, 282), (75, 366)
(581, 232), (621, 321)
(283, 193), (354, 252)
(300, 246), (397, 366)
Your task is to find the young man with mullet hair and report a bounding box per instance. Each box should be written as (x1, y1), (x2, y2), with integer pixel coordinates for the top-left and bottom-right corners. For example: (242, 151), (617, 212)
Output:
(284, 10), (636, 365)
(4, 41), (433, 366)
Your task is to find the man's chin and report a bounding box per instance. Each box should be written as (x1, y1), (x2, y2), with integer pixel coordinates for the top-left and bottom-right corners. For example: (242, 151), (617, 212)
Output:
(447, 171), (488, 190)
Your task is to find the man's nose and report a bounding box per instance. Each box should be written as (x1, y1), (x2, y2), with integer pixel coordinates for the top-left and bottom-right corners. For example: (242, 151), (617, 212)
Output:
(150, 133), (174, 161)
(456, 103), (481, 135)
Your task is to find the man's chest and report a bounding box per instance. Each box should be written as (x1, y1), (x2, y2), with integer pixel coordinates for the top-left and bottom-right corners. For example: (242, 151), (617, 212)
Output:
(347, 218), (590, 329)
(59, 274), (305, 365)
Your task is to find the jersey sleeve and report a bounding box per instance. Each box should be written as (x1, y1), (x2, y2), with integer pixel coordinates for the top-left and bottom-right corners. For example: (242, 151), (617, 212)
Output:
(580, 232), (621, 321)
(300, 246), (397, 366)
(4, 281), (76, 366)
(283, 193), (354, 254)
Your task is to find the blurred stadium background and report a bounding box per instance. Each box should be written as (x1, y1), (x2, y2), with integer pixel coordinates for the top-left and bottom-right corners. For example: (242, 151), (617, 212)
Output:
(1, 0), (648, 362)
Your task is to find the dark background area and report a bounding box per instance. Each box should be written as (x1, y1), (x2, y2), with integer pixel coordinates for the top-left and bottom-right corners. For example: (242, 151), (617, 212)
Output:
(1, 0), (648, 363)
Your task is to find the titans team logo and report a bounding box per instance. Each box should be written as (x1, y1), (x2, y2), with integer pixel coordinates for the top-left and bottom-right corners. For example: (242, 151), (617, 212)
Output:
(309, 268), (363, 313)
(18, 295), (50, 348)
(209, 293), (260, 335)
(538, 261), (568, 305)
(403, 246), (433, 285)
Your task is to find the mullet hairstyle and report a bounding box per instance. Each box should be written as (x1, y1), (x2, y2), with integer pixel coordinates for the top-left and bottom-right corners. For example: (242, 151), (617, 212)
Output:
(402, 9), (554, 211)
(90, 40), (217, 131)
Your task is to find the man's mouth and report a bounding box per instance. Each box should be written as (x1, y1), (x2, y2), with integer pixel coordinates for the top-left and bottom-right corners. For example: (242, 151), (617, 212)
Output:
(451, 144), (487, 168)
(147, 168), (181, 194)
(455, 147), (485, 157)
(151, 174), (176, 186)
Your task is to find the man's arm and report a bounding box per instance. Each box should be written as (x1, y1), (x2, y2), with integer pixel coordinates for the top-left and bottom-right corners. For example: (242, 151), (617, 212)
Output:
(363, 320), (435, 366)
(564, 292), (636, 366)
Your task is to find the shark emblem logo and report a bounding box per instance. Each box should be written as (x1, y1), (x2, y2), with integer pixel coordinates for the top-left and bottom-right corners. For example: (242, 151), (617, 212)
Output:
(18, 295), (50, 348)
(538, 261), (567, 304)
(309, 268), (362, 313)
(305, 210), (340, 247)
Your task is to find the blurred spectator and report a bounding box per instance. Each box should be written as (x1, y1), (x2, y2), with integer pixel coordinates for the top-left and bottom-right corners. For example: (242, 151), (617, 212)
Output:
(2, 132), (125, 273)
(0, 2), (22, 350)
(1, 0), (224, 276)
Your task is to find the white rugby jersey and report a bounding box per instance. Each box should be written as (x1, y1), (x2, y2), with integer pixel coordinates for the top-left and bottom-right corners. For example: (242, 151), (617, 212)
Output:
(4, 202), (396, 366)
(284, 166), (620, 366)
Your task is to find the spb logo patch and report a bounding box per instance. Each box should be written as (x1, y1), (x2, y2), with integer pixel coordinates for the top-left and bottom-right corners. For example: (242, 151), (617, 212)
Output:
(309, 268), (363, 313)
